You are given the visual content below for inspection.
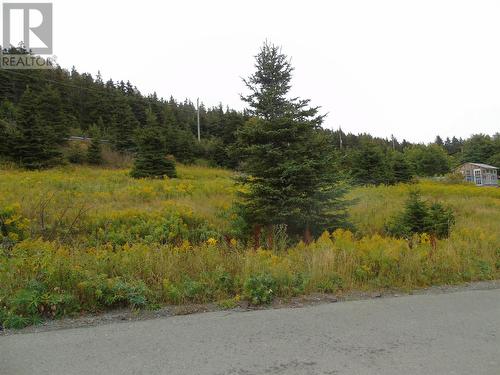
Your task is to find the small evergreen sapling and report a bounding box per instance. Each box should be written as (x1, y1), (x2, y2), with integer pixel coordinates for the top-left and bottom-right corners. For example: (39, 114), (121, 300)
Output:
(386, 190), (455, 242)
(130, 109), (177, 179)
(87, 123), (103, 165)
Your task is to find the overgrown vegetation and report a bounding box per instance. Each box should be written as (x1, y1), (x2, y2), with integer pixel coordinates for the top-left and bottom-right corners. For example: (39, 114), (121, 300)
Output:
(0, 166), (498, 329)
(0, 42), (498, 330)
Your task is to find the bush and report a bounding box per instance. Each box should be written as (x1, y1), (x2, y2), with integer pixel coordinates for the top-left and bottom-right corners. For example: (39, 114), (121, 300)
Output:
(243, 273), (276, 305)
(1, 280), (79, 329)
(316, 273), (343, 293)
(425, 203), (455, 239)
(76, 276), (150, 310)
(386, 190), (455, 240)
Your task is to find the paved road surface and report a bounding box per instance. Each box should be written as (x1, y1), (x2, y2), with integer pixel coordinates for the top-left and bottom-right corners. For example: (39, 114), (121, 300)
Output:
(1, 289), (499, 375)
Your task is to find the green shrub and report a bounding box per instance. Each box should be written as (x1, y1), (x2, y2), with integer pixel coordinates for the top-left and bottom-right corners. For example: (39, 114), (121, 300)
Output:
(425, 203), (455, 239)
(476, 260), (493, 279)
(1, 280), (79, 329)
(77, 276), (150, 309)
(162, 280), (182, 304)
(275, 272), (309, 297)
(317, 274), (343, 293)
(243, 273), (276, 305)
(182, 279), (205, 301)
(103, 279), (149, 308)
(386, 190), (455, 240)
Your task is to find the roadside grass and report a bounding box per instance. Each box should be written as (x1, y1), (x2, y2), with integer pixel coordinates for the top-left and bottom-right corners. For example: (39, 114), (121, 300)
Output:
(1, 166), (499, 328)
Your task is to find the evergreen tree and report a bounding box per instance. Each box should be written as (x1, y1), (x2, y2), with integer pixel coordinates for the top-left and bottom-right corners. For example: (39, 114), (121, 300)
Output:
(386, 190), (455, 240)
(348, 140), (391, 185)
(0, 101), (16, 159)
(488, 153), (500, 168)
(87, 121), (103, 165)
(236, 42), (350, 242)
(434, 135), (444, 147)
(37, 85), (68, 146)
(461, 134), (495, 163)
(405, 144), (450, 176)
(450, 136), (463, 155)
(390, 151), (413, 183)
(489, 133), (500, 167)
(111, 99), (139, 153)
(13, 88), (61, 169)
(131, 109), (176, 179)
(0, 118), (9, 159)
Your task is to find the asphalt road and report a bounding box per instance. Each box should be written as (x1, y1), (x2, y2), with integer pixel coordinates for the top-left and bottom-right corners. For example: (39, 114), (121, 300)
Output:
(1, 288), (499, 375)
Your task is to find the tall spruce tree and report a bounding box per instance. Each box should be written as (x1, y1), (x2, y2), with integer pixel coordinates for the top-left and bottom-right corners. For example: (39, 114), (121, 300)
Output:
(13, 88), (61, 169)
(0, 118), (8, 159)
(236, 42), (350, 243)
(37, 85), (68, 146)
(111, 99), (139, 153)
(131, 109), (177, 179)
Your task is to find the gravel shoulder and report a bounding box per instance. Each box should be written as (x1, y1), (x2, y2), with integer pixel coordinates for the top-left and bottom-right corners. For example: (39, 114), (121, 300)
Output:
(2, 280), (499, 336)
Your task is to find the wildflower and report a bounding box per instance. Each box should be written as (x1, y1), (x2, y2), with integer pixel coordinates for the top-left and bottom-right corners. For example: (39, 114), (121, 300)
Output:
(230, 238), (237, 247)
(420, 233), (431, 244)
(207, 238), (218, 246)
(180, 240), (191, 251)
(270, 255), (280, 265)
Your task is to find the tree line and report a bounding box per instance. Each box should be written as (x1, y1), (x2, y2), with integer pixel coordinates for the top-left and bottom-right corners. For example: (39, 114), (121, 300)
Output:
(0, 45), (499, 177)
(0, 46), (247, 169)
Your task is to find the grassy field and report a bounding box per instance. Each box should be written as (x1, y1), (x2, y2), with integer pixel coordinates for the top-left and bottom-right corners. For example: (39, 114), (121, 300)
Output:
(1, 165), (499, 327)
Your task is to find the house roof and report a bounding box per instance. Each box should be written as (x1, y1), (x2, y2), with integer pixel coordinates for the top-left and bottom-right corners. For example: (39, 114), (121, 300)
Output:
(465, 162), (498, 169)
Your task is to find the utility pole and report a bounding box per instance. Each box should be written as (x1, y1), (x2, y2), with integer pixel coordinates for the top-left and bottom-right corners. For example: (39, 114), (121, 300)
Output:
(339, 125), (343, 149)
(197, 98), (201, 142)
(391, 134), (395, 150)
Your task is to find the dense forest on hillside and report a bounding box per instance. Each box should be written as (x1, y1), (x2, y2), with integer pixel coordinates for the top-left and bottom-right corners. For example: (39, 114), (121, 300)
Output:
(1, 47), (499, 183)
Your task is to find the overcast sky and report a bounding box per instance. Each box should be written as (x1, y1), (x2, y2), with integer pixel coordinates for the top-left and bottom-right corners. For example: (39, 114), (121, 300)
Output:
(5, 0), (500, 142)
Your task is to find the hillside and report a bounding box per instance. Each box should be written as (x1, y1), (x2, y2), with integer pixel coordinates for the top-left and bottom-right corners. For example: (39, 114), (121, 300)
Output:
(1, 165), (498, 328)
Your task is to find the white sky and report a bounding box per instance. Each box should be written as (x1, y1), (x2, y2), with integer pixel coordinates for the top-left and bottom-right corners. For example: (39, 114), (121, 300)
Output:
(3, 0), (500, 142)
